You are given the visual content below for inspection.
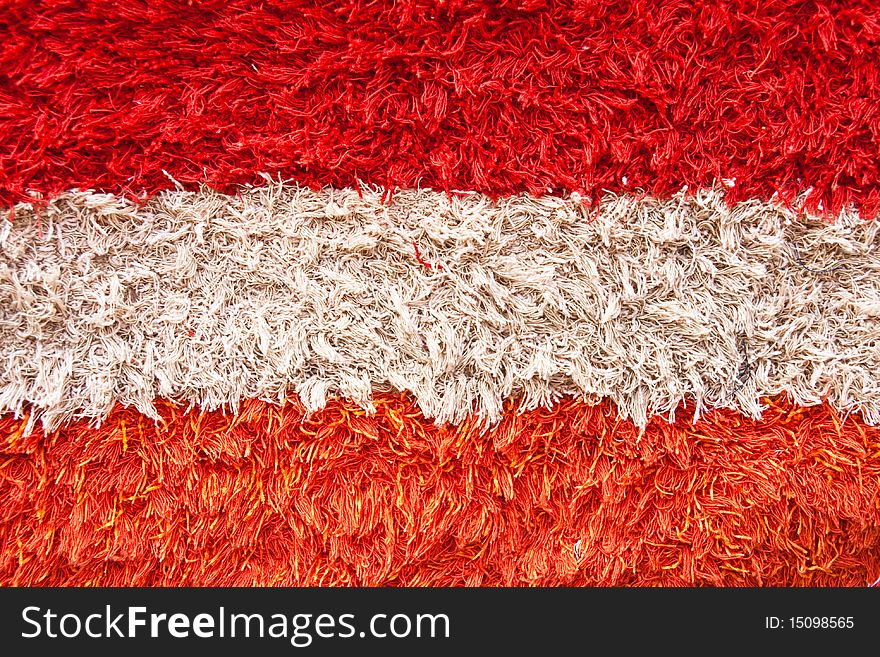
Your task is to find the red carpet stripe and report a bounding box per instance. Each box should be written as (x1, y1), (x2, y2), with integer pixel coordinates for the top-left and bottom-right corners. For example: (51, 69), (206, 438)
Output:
(1, 395), (878, 587)
(2, 1), (880, 213)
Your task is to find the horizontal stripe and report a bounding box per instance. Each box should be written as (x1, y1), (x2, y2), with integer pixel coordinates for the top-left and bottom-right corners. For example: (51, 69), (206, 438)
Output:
(2, 185), (879, 429)
(2, 1), (879, 212)
(1, 395), (878, 586)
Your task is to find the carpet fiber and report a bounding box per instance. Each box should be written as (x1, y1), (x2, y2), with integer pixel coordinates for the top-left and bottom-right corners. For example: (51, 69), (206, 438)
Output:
(3, 395), (879, 586)
(1, 0), (879, 587)
(2, 0), (879, 212)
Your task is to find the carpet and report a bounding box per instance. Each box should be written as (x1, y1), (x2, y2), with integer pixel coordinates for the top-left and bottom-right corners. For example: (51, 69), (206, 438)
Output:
(1, 0), (879, 586)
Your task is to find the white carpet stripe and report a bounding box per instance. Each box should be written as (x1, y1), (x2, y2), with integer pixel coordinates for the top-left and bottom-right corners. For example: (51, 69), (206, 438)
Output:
(1, 185), (878, 429)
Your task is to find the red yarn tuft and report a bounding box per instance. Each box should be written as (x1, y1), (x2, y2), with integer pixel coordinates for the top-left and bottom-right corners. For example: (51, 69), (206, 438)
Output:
(1, 0), (879, 214)
(1, 395), (878, 586)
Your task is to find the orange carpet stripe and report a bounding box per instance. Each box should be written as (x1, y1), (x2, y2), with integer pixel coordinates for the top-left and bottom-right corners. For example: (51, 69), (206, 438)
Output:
(1, 394), (879, 586)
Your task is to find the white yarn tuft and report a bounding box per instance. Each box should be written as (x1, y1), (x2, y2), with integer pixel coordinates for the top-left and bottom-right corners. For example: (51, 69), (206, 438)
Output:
(1, 185), (878, 431)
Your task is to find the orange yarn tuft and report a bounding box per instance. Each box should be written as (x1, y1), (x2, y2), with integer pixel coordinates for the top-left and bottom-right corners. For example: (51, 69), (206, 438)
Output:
(1, 394), (878, 586)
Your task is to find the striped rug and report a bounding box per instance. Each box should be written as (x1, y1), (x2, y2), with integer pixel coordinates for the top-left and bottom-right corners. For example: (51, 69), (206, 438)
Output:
(1, 0), (879, 586)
